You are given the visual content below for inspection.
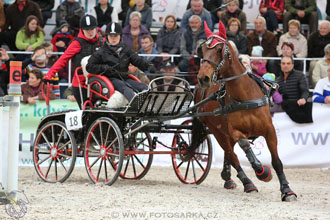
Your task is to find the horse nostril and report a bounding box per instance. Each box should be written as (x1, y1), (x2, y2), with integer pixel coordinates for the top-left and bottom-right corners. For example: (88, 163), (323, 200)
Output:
(203, 76), (210, 83)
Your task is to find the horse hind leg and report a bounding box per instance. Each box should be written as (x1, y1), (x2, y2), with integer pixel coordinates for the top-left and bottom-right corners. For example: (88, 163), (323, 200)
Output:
(221, 159), (237, 189)
(238, 138), (273, 182)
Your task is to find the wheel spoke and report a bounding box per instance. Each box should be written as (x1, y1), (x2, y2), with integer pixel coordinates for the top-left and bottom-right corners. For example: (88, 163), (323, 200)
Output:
(104, 158), (108, 182)
(107, 157), (116, 170)
(55, 128), (65, 148)
(91, 131), (101, 147)
(135, 136), (147, 146)
(89, 156), (101, 169)
(192, 160), (197, 182)
(123, 156), (130, 176)
(104, 124), (111, 146)
(106, 137), (119, 150)
(131, 156), (137, 178)
(51, 124), (55, 146)
(96, 159), (103, 181)
(58, 159), (68, 173)
(45, 159), (54, 178)
(57, 153), (72, 159)
(176, 161), (184, 169)
(41, 133), (52, 149)
(193, 155), (206, 171)
(87, 148), (99, 153)
(55, 158), (58, 181)
(99, 122), (104, 146)
(57, 140), (71, 151)
(133, 154), (146, 169)
(36, 155), (51, 166)
(184, 160), (191, 180)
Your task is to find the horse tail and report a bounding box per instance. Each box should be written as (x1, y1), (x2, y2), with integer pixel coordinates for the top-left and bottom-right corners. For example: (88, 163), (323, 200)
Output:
(190, 117), (208, 153)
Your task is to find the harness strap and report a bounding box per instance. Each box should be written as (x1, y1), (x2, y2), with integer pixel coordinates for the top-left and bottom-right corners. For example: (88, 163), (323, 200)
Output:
(216, 70), (248, 84)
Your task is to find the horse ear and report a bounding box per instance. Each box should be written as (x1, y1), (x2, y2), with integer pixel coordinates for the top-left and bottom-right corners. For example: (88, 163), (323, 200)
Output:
(204, 21), (214, 39)
(215, 20), (227, 41)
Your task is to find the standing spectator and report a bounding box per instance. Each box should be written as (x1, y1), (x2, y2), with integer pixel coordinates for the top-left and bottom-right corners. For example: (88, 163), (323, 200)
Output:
(179, 15), (206, 74)
(326, 1), (330, 21)
(122, 11), (150, 52)
(276, 56), (311, 123)
(139, 35), (162, 71)
(55, 0), (85, 36)
(0, 0), (8, 28)
(119, 0), (152, 26)
(0, 48), (10, 95)
(31, 0), (54, 27)
(220, 0), (246, 35)
(226, 18), (247, 54)
(51, 20), (75, 52)
(313, 65), (330, 104)
(156, 15), (182, 62)
(312, 44), (330, 87)
(124, 0), (152, 30)
(259, 0), (284, 33)
(247, 16), (277, 57)
(250, 46), (267, 77)
(181, 0), (213, 31)
(94, 0), (119, 32)
(0, 0), (43, 51)
(15, 15), (44, 61)
(283, 0), (318, 34)
(277, 19), (307, 58)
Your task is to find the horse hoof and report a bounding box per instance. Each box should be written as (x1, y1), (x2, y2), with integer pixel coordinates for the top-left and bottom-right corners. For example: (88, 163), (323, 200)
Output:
(255, 165), (272, 182)
(244, 183), (258, 193)
(224, 179), (237, 189)
(282, 194), (298, 202)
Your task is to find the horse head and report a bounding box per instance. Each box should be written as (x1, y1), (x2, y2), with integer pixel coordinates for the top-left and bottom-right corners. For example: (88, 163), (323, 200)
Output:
(197, 21), (232, 88)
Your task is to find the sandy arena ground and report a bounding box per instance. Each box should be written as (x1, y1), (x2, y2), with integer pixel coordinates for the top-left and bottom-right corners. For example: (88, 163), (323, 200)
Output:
(1, 166), (330, 220)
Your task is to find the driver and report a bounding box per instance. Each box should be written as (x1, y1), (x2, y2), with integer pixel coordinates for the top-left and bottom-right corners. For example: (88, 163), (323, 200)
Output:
(86, 22), (156, 102)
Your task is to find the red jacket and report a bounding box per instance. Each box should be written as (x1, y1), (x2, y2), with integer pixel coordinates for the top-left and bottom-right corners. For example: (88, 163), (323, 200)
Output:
(51, 32), (75, 52)
(259, 0), (285, 20)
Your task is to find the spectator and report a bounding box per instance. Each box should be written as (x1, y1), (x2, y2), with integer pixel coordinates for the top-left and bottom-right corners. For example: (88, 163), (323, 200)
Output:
(93, 0), (119, 32)
(119, 0), (152, 27)
(259, 0), (284, 33)
(0, 0), (8, 28)
(226, 18), (247, 54)
(239, 54), (251, 70)
(276, 56), (311, 123)
(178, 15), (206, 74)
(313, 65), (330, 104)
(31, 0), (54, 27)
(139, 35), (162, 71)
(283, 0), (318, 34)
(312, 44), (330, 87)
(63, 86), (76, 102)
(124, 0), (152, 30)
(247, 16), (277, 57)
(188, 39), (205, 85)
(262, 72), (283, 114)
(21, 69), (55, 104)
(122, 11), (150, 52)
(55, 0), (85, 36)
(44, 15), (105, 109)
(0, 47), (10, 95)
(86, 22), (156, 103)
(15, 15), (44, 61)
(220, 0), (246, 35)
(327, 1), (330, 21)
(268, 41), (303, 76)
(41, 42), (58, 66)
(51, 20), (75, 52)
(206, 0), (224, 27)
(250, 46), (267, 77)
(0, 0), (43, 51)
(277, 19), (307, 58)
(156, 15), (182, 62)
(181, 0), (213, 31)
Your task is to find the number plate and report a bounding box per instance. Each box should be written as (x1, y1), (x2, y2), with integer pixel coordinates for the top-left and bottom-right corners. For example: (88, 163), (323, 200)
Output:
(65, 111), (83, 130)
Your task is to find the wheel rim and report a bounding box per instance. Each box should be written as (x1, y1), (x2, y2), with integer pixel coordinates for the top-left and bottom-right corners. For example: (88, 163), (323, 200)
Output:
(33, 121), (76, 183)
(84, 118), (124, 185)
(171, 120), (212, 184)
(120, 131), (153, 180)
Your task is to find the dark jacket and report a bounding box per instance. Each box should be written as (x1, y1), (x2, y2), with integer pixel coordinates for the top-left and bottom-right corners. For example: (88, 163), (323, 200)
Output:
(3, 0), (43, 31)
(86, 42), (152, 80)
(55, 0), (84, 27)
(285, 0), (316, 15)
(156, 27), (182, 54)
(124, 4), (152, 30)
(220, 9), (247, 34)
(308, 31), (330, 58)
(226, 31), (247, 54)
(21, 82), (55, 103)
(247, 30), (277, 57)
(94, 3), (113, 28)
(180, 28), (207, 58)
(31, 0), (54, 11)
(122, 25), (150, 50)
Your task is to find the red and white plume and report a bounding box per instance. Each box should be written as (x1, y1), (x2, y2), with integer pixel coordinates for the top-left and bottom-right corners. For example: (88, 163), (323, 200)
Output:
(204, 21), (227, 48)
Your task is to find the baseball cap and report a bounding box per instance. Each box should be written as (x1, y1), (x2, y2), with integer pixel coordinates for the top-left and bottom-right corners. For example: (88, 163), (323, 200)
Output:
(161, 61), (176, 69)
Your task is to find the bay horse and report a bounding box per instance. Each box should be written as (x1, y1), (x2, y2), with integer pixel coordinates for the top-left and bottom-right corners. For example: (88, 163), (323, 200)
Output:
(193, 22), (297, 201)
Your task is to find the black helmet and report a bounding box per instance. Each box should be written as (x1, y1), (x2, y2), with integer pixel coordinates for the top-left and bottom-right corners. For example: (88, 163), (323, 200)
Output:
(80, 15), (98, 30)
(105, 22), (122, 35)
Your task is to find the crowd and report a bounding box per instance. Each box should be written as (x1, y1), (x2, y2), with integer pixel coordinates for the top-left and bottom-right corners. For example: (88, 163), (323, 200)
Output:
(0, 0), (329, 122)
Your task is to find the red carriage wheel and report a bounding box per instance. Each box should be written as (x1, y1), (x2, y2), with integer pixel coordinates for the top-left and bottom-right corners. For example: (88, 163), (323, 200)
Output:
(171, 120), (212, 184)
(120, 131), (153, 180)
(84, 117), (124, 185)
(33, 121), (77, 183)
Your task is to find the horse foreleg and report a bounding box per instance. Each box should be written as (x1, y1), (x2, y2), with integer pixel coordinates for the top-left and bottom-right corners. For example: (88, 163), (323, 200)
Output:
(221, 158), (237, 189)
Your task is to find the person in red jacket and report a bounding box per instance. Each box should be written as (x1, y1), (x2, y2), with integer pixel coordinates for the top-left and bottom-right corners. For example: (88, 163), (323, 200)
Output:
(51, 20), (75, 52)
(44, 14), (105, 109)
(259, 0), (284, 33)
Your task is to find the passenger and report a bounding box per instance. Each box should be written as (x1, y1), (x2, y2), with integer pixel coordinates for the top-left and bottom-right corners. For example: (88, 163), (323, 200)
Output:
(44, 15), (105, 109)
(152, 61), (184, 92)
(86, 22), (156, 102)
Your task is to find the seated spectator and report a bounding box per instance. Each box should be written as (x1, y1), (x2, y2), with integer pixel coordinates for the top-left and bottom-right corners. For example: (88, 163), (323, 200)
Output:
(122, 11), (150, 52)
(93, 0), (119, 33)
(276, 56), (312, 123)
(247, 16), (277, 58)
(220, 0), (246, 35)
(124, 0), (152, 30)
(181, 0), (213, 31)
(226, 18), (247, 54)
(63, 86), (76, 102)
(178, 15), (206, 75)
(119, 0), (153, 26)
(0, 0), (7, 28)
(239, 54), (251, 71)
(55, 0), (85, 36)
(156, 15), (182, 62)
(313, 65), (330, 104)
(128, 63), (150, 84)
(15, 15), (45, 61)
(283, 0), (318, 34)
(277, 19), (307, 58)
(0, 0), (43, 51)
(0, 47), (10, 95)
(21, 69), (55, 105)
(312, 44), (330, 87)
(250, 46), (267, 77)
(51, 20), (75, 52)
(152, 61), (184, 92)
(41, 42), (58, 66)
(139, 35), (162, 71)
(263, 72), (283, 114)
(31, 0), (54, 27)
(188, 39), (206, 85)
(259, 0), (284, 33)
(268, 42), (303, 76)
